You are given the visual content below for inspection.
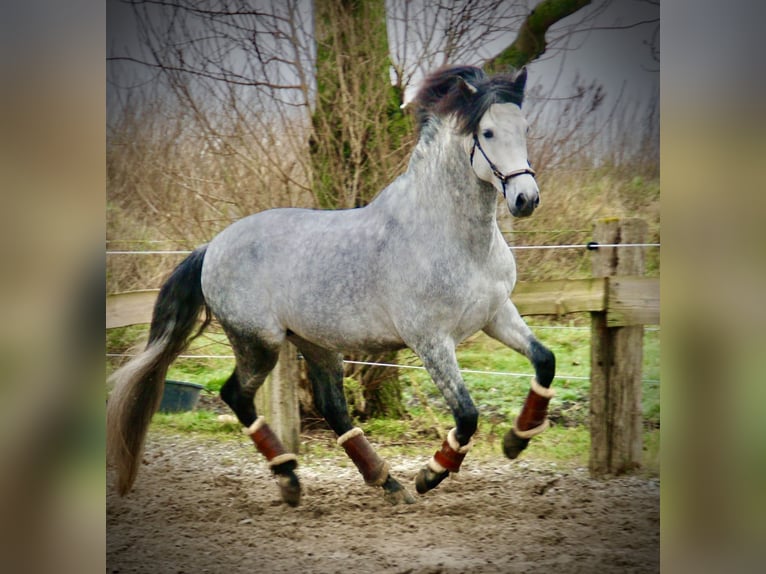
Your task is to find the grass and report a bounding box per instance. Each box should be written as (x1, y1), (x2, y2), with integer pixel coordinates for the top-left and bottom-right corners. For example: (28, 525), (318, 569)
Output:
(151, 410), (241, 435)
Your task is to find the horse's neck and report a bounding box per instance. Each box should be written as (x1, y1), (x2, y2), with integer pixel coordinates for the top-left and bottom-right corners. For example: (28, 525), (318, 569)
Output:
(395, 129), (500, 245)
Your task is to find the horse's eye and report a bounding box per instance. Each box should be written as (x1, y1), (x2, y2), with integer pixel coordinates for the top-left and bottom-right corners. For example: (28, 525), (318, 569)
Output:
(482, 129), (494, 139)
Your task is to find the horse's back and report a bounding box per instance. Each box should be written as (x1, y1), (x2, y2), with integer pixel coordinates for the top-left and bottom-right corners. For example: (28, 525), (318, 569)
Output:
(200, 206), (402, 349)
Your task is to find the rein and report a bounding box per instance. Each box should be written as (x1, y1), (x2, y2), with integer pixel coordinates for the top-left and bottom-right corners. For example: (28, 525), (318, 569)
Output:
(470, 134), (536, 198)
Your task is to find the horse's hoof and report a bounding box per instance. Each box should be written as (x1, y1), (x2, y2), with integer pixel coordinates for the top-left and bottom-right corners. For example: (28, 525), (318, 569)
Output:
(382, 475), (416, 505)
(415, 466), (449, 494)
(277, 473), (301, 507)
(384, 486), (416, 505)
(502, 428), (530, 460)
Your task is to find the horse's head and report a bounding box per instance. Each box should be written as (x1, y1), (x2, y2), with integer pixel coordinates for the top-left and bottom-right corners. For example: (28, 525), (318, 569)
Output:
(413, 66), (539, 218)
(464, 70), (538, 218)
(469, 101), (538, 217)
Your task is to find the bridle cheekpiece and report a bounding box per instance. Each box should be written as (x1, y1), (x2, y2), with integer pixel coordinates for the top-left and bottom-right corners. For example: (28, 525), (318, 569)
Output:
(469, 133), (536, 198)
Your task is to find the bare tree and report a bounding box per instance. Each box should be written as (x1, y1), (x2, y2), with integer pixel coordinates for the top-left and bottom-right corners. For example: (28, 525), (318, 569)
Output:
(109, 0), (317, 217)
(310, 0), (413, 210)
(387, 0), (529, 91)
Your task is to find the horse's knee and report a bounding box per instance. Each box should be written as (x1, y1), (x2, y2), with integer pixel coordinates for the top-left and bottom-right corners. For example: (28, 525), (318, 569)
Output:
(529, 339), (555, 386)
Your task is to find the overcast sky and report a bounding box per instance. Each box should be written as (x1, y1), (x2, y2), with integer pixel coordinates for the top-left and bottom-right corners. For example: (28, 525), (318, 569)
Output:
(528, 0), (658, 107)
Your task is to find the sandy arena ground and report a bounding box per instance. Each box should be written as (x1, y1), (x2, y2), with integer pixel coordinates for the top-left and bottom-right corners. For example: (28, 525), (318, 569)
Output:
(107, 428), (659, 573)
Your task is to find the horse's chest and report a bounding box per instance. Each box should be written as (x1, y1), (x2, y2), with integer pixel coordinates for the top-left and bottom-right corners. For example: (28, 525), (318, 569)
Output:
(454, 242), (516, 298)
(418, 254), (513, 332)
(453, 279), (508, 329)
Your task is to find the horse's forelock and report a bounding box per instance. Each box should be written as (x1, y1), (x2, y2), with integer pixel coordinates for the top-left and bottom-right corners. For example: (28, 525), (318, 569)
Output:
(413, 66), (525, 136)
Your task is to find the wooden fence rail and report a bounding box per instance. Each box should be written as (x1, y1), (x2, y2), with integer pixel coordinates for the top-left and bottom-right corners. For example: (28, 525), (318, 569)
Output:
(106, 277), (658, 330)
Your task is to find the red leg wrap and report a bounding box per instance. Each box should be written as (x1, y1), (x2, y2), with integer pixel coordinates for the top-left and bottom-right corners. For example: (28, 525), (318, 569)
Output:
(433, 439), (467, 473)
(515, 389), (552, 432)
(430, 428), (472, 473)
(338, 429), (388, 486)
(246, 417), (287, 462)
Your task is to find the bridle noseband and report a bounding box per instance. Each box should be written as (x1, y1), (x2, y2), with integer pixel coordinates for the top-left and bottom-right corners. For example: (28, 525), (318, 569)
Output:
(469, 134), (536, 198)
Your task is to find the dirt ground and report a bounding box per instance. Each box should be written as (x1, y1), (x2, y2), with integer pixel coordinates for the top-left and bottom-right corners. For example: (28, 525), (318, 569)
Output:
(107, 430), (659, 574)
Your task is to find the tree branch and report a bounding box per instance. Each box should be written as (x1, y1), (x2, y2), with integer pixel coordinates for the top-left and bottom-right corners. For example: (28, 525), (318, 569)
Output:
(483, 0), (593, 72)
(107, 56), (302, 89)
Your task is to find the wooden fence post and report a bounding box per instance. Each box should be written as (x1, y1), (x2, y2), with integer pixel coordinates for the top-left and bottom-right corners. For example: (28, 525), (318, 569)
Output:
(589, 218), (648, 477)
(255, 341), (301, 454)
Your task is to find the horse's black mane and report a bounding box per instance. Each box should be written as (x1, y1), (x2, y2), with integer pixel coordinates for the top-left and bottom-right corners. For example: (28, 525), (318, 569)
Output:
(412, 65), (526, 136)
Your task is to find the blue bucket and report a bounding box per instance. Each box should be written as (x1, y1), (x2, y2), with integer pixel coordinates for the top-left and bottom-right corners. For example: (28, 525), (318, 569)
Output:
(159, 380), (205, 413)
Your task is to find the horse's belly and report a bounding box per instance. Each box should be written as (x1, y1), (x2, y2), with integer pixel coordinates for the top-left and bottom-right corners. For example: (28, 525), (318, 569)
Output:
(283, 296), (406, 354)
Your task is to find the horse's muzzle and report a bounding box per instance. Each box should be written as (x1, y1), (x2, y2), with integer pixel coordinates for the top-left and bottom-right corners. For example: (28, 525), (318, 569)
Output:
(509, 189), (540, 218)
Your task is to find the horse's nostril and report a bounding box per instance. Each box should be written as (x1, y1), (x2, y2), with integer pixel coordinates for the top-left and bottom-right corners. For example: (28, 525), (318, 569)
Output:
(515, 194), (526, 210)
(534, 196), (540, 207)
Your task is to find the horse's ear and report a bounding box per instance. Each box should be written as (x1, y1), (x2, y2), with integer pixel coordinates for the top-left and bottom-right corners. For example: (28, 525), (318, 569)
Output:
(514, 67), (528, 92)
(456, 76), (478, 97)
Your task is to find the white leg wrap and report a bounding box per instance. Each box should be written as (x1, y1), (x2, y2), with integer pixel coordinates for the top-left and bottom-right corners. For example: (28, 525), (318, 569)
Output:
(242, 415), (266, 435)
(513, 418), (550, 439)
(530, 377), (555, 399)
(369, 461), (391, 486)
(427, 456), (447, 474)
(446, 427), (473, 454)
(268, 453), (299, 468)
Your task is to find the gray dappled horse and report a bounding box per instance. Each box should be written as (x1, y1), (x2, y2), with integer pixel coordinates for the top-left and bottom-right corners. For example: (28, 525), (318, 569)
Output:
(107, 65), (556, 506)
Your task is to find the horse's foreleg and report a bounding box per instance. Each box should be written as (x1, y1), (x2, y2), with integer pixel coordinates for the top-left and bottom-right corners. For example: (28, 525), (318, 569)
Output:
(502, 366), (555, 459)
(483, 301), (556, 459)
(220, 345), (301, 507)
(296, 340), (415, 505)
(414, 343), (478, 494)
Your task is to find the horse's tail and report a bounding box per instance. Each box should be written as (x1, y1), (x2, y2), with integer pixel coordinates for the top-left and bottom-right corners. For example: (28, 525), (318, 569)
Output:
(107, 245), (211, 495)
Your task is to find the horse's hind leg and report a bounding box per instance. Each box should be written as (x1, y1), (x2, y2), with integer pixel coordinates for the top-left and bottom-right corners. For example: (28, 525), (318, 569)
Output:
(291, 336), (415, 505)
(219, 332), (301, 506)
(483, 300), (556, 459)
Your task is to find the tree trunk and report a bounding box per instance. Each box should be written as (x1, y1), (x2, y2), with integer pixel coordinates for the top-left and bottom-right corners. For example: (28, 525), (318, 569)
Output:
(346, 355), (407, 420)
(311, 0), (411, 209)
